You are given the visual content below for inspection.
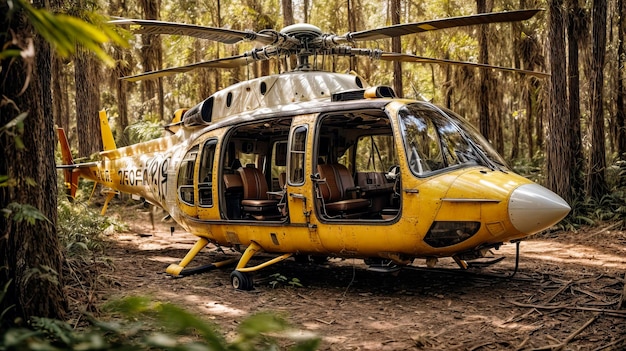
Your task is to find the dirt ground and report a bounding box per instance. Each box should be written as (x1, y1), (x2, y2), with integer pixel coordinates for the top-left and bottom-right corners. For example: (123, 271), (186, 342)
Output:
(98, 205), (626, 351)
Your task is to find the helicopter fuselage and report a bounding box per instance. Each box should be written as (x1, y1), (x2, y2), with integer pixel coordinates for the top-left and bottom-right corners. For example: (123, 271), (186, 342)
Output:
(60, 71), (570, 288)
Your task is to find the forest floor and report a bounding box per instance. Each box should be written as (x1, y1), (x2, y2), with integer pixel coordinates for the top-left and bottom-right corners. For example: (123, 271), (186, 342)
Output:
(95, 204), (626, 351)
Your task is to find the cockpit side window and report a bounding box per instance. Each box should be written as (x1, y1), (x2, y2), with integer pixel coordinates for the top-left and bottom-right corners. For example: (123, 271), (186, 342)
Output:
(288, 125), (307, 185)
(198, 139), (217, 207)
(177, 146), (199, 206)
(399, 103), (504, 176)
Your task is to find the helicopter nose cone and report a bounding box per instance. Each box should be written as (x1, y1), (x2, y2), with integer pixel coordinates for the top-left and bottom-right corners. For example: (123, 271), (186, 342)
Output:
(509, 183), (571, 234)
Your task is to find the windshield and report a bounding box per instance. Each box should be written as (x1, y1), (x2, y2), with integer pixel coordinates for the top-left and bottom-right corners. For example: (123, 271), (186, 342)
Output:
(398, 103), (508, 176)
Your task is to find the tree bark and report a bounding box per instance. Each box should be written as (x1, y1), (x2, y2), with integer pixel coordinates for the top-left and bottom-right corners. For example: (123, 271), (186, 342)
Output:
(391, 0), (403, 97)
(0, 0), (66, 324)
(567, 0), (584, 194)
(546, 0), (572, 203)
(282, 0), (294, 26)
(74, 46), (103, 156)
(477, 0), (491, 142)
(617, 0), (626, 157)
(586, 0), (608, 199)
(140, 0), (164, 120)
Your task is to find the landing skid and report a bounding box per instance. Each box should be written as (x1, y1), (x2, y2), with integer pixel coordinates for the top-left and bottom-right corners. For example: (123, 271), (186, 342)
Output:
(406, 241), (522, 279)
(165, 238), (292, 290)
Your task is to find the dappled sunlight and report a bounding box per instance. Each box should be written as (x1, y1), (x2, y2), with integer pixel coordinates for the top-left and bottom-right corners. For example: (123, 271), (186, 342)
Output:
(156, 291), (247, 317)
(148, 255), (178, 264)
(507, 239), (626, 270)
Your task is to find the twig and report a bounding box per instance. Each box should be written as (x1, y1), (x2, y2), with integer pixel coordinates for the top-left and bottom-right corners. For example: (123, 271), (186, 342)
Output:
(587, 222), (622, 239)
(504, 308), (537, 324)
(591, 336), (626, 351)
(315, 318), (334, 325)
(509, 301), (626, 317)
(561, 314), (598, 346)
(572, 287), (603, 301)
(617, 274), (626, 310)
(528, 316), (597, 351)
(515, 336), (530, 351)
(546, 280), (572, 303)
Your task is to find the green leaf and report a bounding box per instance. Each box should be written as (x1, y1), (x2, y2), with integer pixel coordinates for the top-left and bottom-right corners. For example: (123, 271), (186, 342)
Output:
(2, 112), (28, 130)
(3, 202), (51, 225)
(0, 49), (22, 60)
(237, 312), (289, 338)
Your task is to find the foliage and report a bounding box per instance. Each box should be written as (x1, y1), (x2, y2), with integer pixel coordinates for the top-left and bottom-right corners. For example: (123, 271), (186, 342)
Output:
(57, 198), (111, 256)
(4, 0), (128, 66)
(0, 296), (320, 351)
(125, 119), (165, 144)
(1, 202), (50, 225)
(56, 191), (124, 316)
(268, 273), (303, 289)
(559, 156), (626, 230)
(0, 112), (27, 151)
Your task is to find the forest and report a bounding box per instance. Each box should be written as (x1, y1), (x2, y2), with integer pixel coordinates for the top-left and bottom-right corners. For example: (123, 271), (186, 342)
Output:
(1, 0), (626, 349)
(40, 0), (626, 214)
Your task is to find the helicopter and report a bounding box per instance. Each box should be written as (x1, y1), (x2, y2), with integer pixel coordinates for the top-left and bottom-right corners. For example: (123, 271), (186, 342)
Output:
(57, 8), (570, 290)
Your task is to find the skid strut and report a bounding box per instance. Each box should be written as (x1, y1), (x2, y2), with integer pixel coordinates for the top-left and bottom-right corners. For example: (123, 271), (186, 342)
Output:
(229, 241), (293, 290)
(166, 237), (237, 276)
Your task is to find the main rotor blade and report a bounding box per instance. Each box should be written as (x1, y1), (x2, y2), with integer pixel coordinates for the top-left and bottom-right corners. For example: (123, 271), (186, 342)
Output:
(380, 53), (549, 78)
(109, 18), (277, 45)
(346, 9), (542, 41)
(121, 54), (252, 81)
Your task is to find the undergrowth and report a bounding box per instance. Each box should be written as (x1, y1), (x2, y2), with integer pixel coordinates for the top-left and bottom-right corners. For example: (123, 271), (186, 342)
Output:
(513, 155), (626, 232)
(0, 294), (319, 350)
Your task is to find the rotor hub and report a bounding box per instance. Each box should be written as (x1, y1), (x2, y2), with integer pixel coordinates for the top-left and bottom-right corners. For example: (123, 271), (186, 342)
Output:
(280, 23), (322, 41)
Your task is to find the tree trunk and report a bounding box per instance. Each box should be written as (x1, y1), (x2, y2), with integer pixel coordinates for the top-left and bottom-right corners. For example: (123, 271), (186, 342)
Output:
(567, 0), (584, 194)
(52, 54), (69, 133)
(617, 0), (626, 157)
(546, 0), (572, 203)
(477, 0), (491, 142)
(282, 0), (294, 25)
(140, 0), (163, 120)
(109, 0), (130, 139)
(391, 0), (402, 97)
(74, 46), (103, 156)
(586, 0), (608, 199)
(0, 0), (66, 323)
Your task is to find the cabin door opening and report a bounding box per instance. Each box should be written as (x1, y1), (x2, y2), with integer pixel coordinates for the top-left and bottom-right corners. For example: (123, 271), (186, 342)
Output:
(312, 111), (401, 221)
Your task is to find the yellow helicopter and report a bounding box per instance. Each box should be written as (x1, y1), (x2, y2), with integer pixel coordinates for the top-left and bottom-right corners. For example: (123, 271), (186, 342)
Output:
(58, 9), (570, 290)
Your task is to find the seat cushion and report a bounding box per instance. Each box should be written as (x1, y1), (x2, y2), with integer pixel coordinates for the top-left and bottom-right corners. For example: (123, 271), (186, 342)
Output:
(325, 198), (369, 212)
(241, 199), (278, 212)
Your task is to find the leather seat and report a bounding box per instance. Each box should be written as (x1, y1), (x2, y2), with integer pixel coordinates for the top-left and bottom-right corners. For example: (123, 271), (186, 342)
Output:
(237, 166), (280, 219)
(317, 163), (369, 215)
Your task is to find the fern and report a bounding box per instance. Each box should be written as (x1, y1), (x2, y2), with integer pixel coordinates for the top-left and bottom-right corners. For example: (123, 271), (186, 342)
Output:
(1, 202), (50, 225)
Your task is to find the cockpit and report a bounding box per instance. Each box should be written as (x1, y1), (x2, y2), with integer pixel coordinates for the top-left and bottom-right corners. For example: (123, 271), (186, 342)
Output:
(398, 102), (508, 176)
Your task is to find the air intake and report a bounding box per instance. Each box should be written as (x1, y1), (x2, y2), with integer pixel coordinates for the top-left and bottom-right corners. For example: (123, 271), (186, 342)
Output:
(183, 97), (214, 127)
(332, 89), (366, 102)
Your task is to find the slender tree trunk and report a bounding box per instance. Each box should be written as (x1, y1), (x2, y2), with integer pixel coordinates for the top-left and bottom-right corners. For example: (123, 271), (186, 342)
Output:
(617, 0), (626, 157)
(215, 0), (222, 90)
(74, 46), (103, 156)
(140, 0), (163, 120)
(52, 54), (69, 132)
(586, 0), (608, 199)
(567, 0), (584, 194)
(391, 0), (402, 97)
(477, 0), (491, 141)
(109, 0), (130, 138)
(546, 0), (572, 203)
(0, 0), (66, 323)
(282, 0), (294, 25)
